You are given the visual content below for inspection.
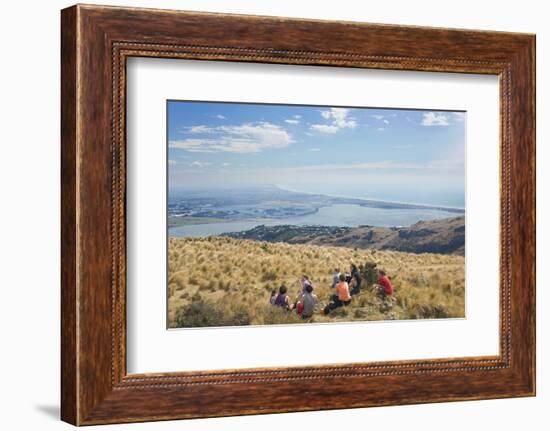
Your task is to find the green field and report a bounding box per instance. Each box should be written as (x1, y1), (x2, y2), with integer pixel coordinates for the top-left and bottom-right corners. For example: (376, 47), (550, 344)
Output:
(168, 216), (228, 228)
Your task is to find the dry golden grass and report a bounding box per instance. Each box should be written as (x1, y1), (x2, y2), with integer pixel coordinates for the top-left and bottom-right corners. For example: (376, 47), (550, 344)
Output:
(168, 236), (465, 327)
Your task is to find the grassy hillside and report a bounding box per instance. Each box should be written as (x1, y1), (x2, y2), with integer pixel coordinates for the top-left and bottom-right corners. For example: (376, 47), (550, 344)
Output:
(168, 236), (465, 328)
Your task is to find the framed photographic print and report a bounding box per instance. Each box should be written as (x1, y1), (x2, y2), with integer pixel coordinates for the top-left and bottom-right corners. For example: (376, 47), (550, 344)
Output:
(61, 4), (536, 425)
(165, 100), (467, 330)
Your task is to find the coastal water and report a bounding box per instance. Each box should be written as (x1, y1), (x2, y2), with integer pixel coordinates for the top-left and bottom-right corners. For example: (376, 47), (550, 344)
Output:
(275, 184), (466, 209)
(169, 203), (460, 238)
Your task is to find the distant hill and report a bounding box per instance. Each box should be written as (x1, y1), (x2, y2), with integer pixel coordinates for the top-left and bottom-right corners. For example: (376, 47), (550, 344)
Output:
(223, 216), (465, 256)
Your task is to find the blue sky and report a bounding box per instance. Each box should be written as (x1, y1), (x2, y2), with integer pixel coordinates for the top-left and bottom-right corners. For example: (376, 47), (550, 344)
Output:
(167, 101), (466, 207)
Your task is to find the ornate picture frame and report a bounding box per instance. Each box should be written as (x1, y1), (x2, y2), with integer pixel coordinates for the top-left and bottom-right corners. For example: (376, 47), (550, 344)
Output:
(61, 4), (535, 425)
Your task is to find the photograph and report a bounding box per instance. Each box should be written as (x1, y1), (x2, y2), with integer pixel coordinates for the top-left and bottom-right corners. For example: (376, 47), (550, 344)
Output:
(167, 101), (466, 328)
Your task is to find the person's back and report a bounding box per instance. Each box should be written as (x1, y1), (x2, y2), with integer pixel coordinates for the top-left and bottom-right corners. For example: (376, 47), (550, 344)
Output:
(301, 285), (318, 318)
(353, 271), (361, 287)
(323, 274), (351, 315)
(274, 285), (290, 309)
(378, 273), (393, 295)
(351, 264), (361, 284)
(274, 293), (288, 308)
(301, 275), (313, 294)
(336, 280), (351, 302)
(332, 269), (340, 288)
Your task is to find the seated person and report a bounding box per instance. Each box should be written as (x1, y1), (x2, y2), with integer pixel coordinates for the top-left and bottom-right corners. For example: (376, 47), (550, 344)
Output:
(269, 289), (277, 305)
(349, 263), (362, 296)
(300, 275), (313, 294)
(294, 275), (314, 309)
(297, 284), (319, 319)
(331, 268), (341, 288)
(273, 285), (292, 310)
(323, 274), (351, 314)
(373, 269), (393, 296)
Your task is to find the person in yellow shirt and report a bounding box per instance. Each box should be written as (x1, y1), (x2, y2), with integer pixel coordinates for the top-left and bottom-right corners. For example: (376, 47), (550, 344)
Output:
(324, 274), (351, 314)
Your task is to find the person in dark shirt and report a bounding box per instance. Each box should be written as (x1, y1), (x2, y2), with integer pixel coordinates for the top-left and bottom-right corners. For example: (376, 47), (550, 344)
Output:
(273, 285), (291, 310)
(349, 263), (362, 296)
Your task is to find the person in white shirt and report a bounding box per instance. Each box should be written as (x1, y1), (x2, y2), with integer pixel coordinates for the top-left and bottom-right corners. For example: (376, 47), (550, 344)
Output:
(331, 268), (341, 288)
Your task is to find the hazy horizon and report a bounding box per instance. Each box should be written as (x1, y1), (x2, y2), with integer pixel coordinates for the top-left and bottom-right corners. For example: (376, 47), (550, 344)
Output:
(169, 183), (465, 209)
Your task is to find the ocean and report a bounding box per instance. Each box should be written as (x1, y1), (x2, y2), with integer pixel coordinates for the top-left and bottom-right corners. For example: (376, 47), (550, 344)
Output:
(275, 184), (466, 209)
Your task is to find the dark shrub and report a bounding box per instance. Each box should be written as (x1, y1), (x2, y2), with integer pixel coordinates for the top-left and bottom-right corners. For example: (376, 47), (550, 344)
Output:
(173, 300), (252, 328)
(173, 301), (227, 327)
(409, 304), (449, 319)
(360, 261), (378, 285)
(262, 306), (304, 325)
(261, 270), (278, 282)
(228, 303), (252, 326)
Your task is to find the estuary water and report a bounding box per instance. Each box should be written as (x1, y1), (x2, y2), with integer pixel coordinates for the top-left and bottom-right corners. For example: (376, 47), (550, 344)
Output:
(169, 203), (460, 238)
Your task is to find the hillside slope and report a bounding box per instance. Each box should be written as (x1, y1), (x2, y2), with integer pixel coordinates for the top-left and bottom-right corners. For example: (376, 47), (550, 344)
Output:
(224, 216), (465, 255)
(168, 236), (465, 328)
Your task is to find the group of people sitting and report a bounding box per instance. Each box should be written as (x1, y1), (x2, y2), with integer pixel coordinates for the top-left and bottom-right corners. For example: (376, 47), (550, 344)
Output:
(269, 264), (394, 319)
(270, 276), (318, 319)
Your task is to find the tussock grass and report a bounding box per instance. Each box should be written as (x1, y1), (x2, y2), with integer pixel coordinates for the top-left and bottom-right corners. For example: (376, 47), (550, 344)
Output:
(168, 236), (465, 328)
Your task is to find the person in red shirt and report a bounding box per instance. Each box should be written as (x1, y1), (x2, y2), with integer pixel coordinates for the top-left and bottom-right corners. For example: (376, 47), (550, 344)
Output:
(374, 269), (393, 296)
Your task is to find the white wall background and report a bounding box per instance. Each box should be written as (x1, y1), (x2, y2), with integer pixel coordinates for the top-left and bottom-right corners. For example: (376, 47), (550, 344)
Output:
(0, 0), (546, 429)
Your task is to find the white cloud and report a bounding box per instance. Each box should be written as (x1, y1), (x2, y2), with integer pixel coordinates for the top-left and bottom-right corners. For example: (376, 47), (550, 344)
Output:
(284, 119), (299, 124)
(285, 160), (463, 172)
(312, 108), (356, 134)
(372, 114), (391, 126)
(371, 114), (391, 127)
(310, 124), (339, 134)
(168, 159), (177, 165)
(221, 162), (231, 167)
(190, 161), (212, 168)
(308, 148), (321, 152)
(215, 114), (226, 120)
(187, 125), (212, 133)
(170, 122), (293, 153)
(421, 112), (450, 126)
(324, 108), (356, 128)
(453, 112), (465, 122)
(293, 115), (302, 119)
